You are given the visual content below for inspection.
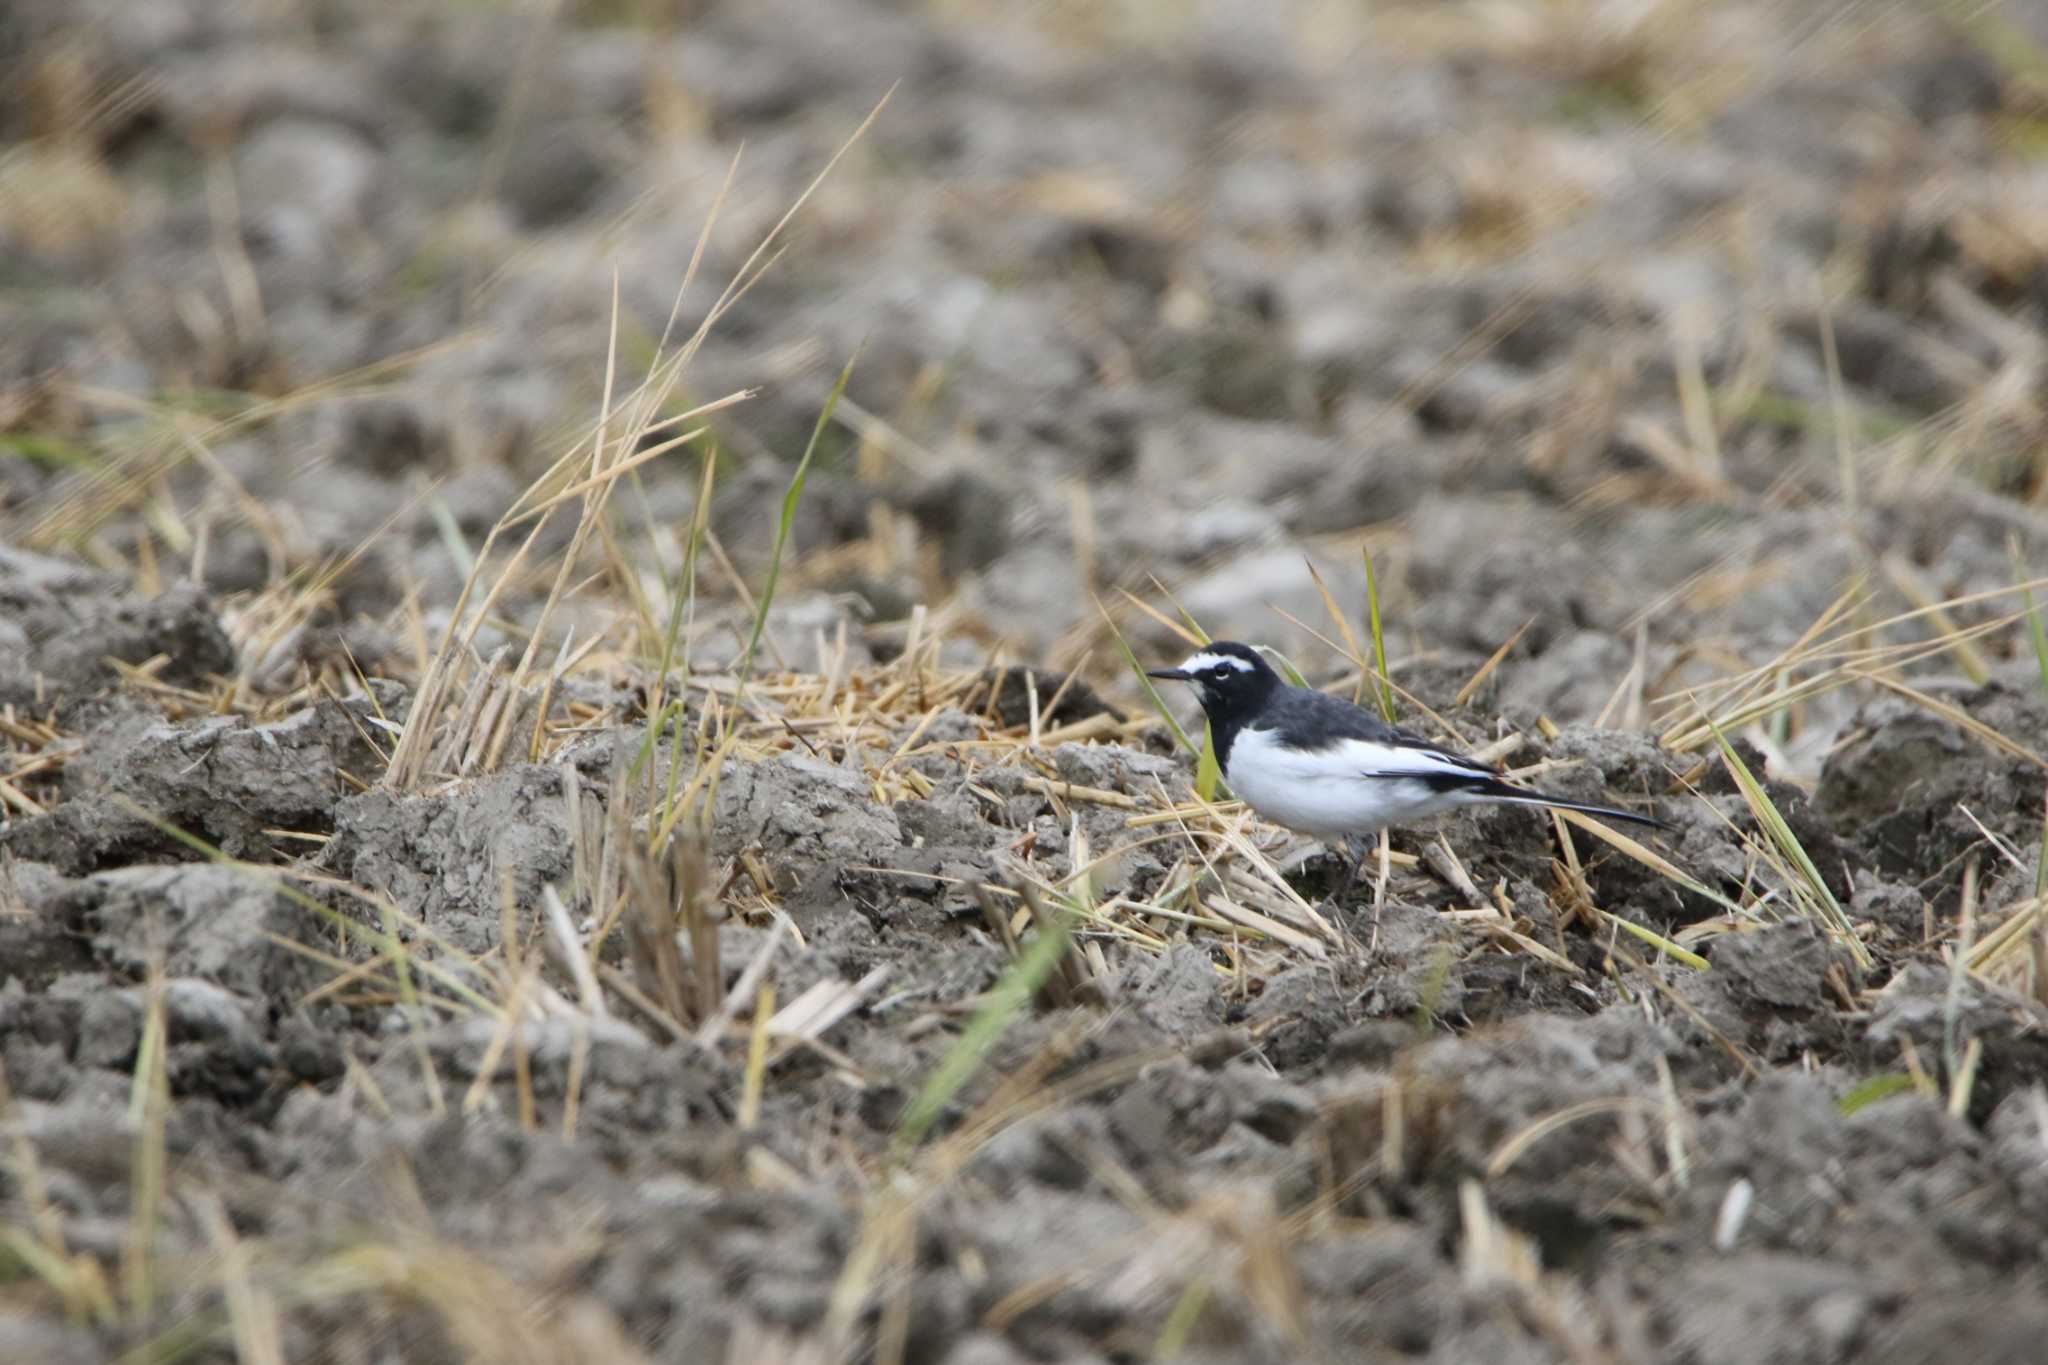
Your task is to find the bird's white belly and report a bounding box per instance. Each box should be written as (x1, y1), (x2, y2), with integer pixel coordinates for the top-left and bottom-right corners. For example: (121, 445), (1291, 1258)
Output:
(1223, 728), (1465, 839)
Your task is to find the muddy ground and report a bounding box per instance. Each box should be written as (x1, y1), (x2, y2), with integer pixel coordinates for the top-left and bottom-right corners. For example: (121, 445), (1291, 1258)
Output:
(9, 1), (2048, 1362)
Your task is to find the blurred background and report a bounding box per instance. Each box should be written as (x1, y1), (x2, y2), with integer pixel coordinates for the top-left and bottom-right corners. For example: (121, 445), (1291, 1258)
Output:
(4, 0), (2046, 774)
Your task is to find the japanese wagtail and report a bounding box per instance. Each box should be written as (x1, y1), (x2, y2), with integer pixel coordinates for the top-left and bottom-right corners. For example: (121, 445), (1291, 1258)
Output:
(1148, 641), (1663, 843)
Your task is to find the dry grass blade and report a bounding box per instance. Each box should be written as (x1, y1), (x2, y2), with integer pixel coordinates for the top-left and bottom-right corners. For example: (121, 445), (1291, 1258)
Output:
(1143, 573), (1217, 647)
(1204, 886), (1332, 956)
(1258, 606), (1353, 685)
(698, 85), (896, 335)
(1455, 617), (1535, 707)
(1849, 669), (2048, 768)
(676, 831), (724, 1025)
(1116, 586), (1207, 647)
(1095, 603), (1189, 760)
(122, 963), (169, 1318)
(768, 966), (890, 1057)
(1669, 306), (1726, 487)
(1880, 555), (1991, 684)
(1553, 807), (1739, 914)
(382, 518), (549, 789)
(696, 912), (791, 1047)
(1305, 557), (1368, 703)
(1945, 858), (1979, 1084)
(32, 337), (475, 551)
(1168, 788), (1340, 950)
(1705, 722), (1871, 969)
(1657, 572), (2048, 755)
(976, 882), (1023, 958)
(625, 849), (695, 1030)
(194, 1195), (285, 1365)
(1016, 879), (1088, 1008)
(1456, 1179), (1540, 1288)
(1152, 1278), (1214, 1359)
(1948, 1035), (1984, 1119)
(1657, 581), (1864, 749)
(301, 1238), (654, 1364)
(501, 398), (743, 529)
(739, 981), (775, 1132)
(1485, 1097), (1652, 1178)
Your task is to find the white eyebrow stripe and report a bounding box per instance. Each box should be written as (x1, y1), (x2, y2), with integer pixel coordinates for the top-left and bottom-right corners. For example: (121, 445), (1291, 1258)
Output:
(1180, 651), (1254, 674)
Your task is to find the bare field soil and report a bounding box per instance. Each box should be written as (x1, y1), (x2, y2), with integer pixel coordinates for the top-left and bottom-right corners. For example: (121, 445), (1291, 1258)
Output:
(8, 2), (2048, 1362)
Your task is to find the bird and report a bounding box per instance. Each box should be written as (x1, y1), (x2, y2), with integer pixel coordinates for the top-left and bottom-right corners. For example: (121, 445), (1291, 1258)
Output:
(1147, 641), (1663, 848)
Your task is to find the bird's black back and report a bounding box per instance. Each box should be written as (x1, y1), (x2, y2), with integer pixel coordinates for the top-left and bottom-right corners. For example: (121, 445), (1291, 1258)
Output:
(1213, 683), (1488, 775)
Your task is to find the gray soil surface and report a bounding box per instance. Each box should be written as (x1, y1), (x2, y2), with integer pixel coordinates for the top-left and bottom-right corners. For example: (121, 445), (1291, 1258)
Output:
(8, 2), (2048, 1362)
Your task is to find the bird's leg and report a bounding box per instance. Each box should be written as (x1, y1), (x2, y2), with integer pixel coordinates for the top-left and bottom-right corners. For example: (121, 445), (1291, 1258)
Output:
(1338, 832), (1386, 891)
(1331, 833), (1393, 923)
(1317, 838), (1362, 911)
(1319, 835), (1393, 950)
(1342, 837), (1370, 890)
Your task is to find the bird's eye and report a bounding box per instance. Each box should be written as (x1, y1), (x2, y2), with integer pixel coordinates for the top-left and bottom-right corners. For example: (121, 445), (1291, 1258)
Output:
(1210, 666), (1229, 678)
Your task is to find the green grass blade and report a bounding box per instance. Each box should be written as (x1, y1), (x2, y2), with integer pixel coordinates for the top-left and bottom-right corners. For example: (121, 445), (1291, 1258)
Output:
(2008, 542), (2048, 899)
(2023, 580), (2048, 706)
(1195, 718), (1222, 801)
(648, 446), (717, 716)
(1153, 1278), (1214, 1359)
(1838, 1072), (1917, 1114)
(1362, 544), (1396, 723)
(0, 433), (98, 470)
(426, 494), (476, 581)
(894, 896), (1077, 1151)
(2037, 780), (2048, 902)
(735, 348), (860, 701)
(1410, 941), (1456, 1037)
(1596, 909), (1709, 971)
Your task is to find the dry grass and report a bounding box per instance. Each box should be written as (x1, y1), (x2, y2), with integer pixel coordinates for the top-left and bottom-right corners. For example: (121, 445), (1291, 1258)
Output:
(33, 509), (2043, 1358)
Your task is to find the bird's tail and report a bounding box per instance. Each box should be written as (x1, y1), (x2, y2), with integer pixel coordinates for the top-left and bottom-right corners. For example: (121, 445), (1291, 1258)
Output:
(1466, 781), (1667, 830)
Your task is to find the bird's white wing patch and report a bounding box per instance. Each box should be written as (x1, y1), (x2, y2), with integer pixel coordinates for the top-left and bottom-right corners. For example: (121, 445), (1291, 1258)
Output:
(1226, 730), (1489, 839)
(1333, 736), (1491, 779)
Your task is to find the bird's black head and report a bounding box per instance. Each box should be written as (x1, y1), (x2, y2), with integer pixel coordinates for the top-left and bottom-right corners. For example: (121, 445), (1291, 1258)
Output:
(1146, 640), (1283, 725)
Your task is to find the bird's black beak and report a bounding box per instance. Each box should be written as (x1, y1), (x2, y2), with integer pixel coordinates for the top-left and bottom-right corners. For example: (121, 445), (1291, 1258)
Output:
(1146, 667), (1190, 681)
